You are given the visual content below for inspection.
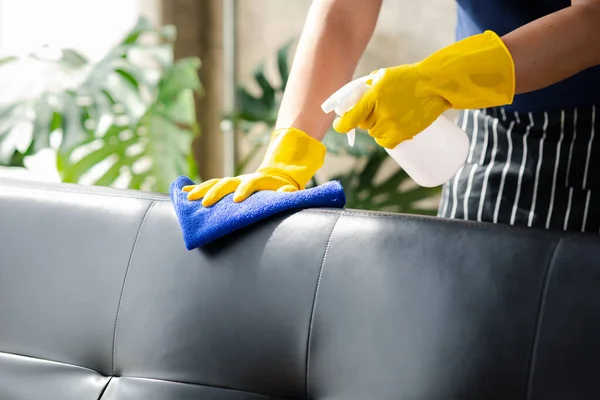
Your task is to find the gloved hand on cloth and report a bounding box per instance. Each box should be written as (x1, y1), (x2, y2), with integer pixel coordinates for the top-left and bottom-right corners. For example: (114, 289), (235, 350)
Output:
(332, 30), (515, 149)
(171, 127), (344, 249)
(183, 127), (327, 207)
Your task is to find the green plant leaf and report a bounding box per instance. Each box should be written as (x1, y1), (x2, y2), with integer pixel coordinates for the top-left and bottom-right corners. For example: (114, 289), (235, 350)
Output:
(0, 102), (33, 165)
(357, 152), (386, 189)
(157, 57), (201, 102)
(59, 92), (89, 153)
(144, 112), (195, 192)
(128, 172), (148, 190)
(0, 56), (17, 67)
(0, 128), (21, 164)
(1, 150), (26, 167)
(186, 148), (200, 183)
(94, 157), (126, 187)
(236, 87), (275, 123)
(158, 24), (177, 42)
(115, 68), (140, 91)
(252, 64), (275, 109)
(369, 168), (410, 196)
(59, 49), (88, 69)
(59, 125), (125, 182)
(232, 50), (282, 128)
(0, 103), (26, 136)
(159, 88), (197, 126)
(322, 128), (380, 157)
(122, 16), (155, 45)
(277, 41), (292, 91)
(393, 185), (441, 205)
(50, 111), (62, 131)
(31, 99), (53, 153)
(130, 43), (174, 69)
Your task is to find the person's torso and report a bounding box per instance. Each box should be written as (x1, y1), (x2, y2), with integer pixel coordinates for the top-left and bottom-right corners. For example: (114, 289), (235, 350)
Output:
(456, 0), (600, 112)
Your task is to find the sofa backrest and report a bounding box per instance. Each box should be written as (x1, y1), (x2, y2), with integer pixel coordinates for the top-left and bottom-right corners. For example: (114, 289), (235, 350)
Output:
(1, 177), (599, 400)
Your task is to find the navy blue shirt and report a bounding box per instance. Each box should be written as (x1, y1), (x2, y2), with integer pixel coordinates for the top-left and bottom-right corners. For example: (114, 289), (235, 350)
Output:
(456, 0), (600, 111)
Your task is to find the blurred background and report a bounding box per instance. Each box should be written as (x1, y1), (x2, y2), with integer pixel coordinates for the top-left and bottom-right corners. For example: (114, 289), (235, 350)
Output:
(0, 0), (457, 215)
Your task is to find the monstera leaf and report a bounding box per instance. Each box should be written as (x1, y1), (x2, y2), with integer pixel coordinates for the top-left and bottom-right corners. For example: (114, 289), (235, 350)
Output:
(57, 56), (201, 192)
(0, 17), (202, 193)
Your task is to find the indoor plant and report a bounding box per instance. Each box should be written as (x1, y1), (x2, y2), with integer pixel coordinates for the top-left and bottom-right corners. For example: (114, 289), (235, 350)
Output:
(0, 17), (202, 193)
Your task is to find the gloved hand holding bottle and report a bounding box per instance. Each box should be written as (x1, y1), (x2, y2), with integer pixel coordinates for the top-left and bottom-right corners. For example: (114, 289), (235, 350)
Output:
(332, 30), (515, 149)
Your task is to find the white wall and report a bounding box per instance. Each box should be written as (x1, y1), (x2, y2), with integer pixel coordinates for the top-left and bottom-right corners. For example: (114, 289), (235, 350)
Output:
(0, 0), (161, 60)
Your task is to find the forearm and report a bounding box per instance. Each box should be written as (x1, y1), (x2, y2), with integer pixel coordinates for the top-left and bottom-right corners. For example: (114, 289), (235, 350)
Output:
(275, 0), (381, 140)
(502, 1), (600, 94)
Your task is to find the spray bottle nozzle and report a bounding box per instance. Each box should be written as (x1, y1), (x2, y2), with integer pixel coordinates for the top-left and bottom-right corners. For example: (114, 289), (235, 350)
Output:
(320, 69), (385, 147)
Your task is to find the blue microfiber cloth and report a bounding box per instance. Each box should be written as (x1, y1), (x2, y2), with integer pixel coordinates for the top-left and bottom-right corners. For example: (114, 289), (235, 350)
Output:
(169, 176), (346, 249)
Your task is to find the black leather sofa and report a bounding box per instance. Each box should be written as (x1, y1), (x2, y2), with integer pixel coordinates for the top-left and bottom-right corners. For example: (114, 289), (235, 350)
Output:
(1, 177), (599, 400)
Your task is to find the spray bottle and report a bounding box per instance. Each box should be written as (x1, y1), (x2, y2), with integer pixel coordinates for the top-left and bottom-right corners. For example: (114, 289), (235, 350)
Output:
(321, 69), (469, 188)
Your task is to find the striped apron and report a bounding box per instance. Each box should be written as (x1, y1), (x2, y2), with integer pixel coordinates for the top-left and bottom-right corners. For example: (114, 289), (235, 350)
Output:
(437, 105), (599, 233)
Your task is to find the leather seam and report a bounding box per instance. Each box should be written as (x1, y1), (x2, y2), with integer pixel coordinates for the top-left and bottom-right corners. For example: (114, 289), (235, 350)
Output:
(96, 376), (113, 400)
(0, 351), (287, 399)
(525, 237), (563, 400)
(307, 208), (568, 237)
(0, 350), (104, 375)
(305, 213), (341, 399)
(111, 200), (156, 375)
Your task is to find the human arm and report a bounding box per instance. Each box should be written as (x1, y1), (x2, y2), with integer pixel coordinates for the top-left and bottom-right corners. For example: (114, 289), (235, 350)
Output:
(503, 0), (600, 94)
(334, 1), (600, 149)
(275, 0), (382, 140)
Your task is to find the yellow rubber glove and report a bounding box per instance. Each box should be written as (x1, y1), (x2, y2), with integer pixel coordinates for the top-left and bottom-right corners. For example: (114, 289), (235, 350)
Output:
(333, 30), (515, 149)
(183, 127), (326, 207)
